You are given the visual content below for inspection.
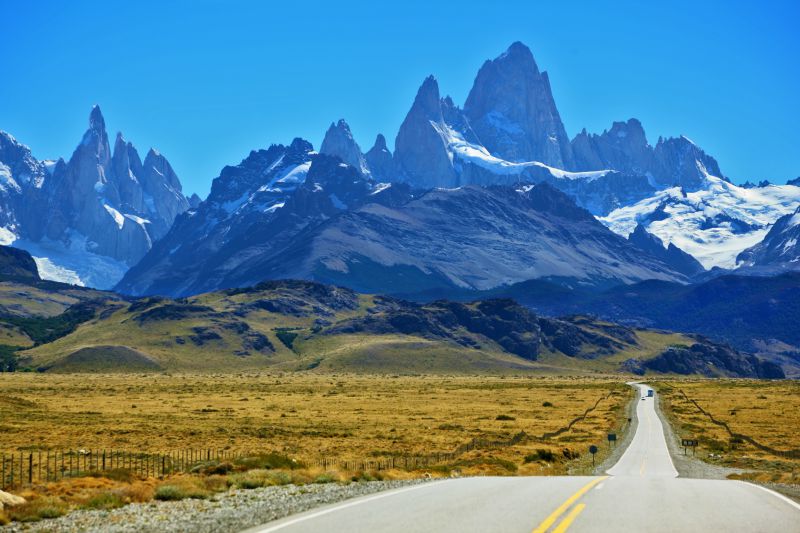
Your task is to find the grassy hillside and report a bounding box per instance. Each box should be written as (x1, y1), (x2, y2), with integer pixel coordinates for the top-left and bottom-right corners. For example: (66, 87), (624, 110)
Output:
(15, 280), (704, 374)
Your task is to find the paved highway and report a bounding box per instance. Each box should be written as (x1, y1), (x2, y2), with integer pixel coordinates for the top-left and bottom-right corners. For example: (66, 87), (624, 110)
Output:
(248, 384), (800, 532)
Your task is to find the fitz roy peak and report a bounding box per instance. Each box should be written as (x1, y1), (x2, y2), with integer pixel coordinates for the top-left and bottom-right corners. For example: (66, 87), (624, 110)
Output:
(116, 41), (800, 296)
(463, 41), (574, 169)
(0, 106), (190, 288)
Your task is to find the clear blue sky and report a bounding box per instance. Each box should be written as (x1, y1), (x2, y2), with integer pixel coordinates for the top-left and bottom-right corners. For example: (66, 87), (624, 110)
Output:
(2, 0), (798, 196)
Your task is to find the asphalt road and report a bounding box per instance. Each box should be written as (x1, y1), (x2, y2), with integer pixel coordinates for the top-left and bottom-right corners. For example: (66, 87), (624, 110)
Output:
(248, 384), (800, 533)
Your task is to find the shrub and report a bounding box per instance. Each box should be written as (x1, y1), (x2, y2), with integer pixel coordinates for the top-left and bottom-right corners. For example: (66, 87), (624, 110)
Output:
(7, 497), (68, 522)
(524, 449), (556, 463)
(542, 401), (554, 407)
(119, 482), (154, 503)
(495, 414), (515, 421)
(268, 471), (292, 486)
(154, 479), (209, 501)
(275, 329), (299, 349)
(190, 461), (233, 476)
(313, 472), (340, 484)
(230, 469), (293, 489)
(85, 492), (125, 510)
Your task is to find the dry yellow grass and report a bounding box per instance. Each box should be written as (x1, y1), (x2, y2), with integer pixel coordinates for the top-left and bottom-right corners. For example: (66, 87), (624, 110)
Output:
(0, 373), (630, 476)
(656, 379), (800, 484)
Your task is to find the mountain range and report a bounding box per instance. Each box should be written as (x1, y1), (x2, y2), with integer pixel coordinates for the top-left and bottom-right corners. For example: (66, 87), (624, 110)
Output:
(0, 41), (798, 376)
(0, 106), (194, 288)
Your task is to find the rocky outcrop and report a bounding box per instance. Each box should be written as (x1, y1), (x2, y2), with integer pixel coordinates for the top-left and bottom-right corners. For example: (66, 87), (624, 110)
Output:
(628, 224), (705, 277)
(365, 134), (393, 182)
(464, 42), (574, 168)
(736, 206), (800, 272)
(320, 119), (370, 175)
(0, 245), (40, 279)
(634, 340), (785, 378)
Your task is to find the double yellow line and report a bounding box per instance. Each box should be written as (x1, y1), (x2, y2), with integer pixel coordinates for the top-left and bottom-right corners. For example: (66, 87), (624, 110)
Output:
(531, 476), (607, 533)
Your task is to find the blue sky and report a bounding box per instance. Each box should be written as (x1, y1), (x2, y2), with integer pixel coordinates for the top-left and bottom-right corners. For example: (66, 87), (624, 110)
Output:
(2, 0), (798, 196)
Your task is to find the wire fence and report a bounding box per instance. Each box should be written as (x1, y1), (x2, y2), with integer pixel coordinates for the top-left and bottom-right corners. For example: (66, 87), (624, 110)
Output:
(1, 449), (239, 490)
(1, 391), (620, 490)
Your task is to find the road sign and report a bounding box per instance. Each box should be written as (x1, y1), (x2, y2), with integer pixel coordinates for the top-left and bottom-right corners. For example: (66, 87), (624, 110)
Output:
(608, 433), (617, 441)
(681, 439), (698, 456)
(589, 445), (598, 466)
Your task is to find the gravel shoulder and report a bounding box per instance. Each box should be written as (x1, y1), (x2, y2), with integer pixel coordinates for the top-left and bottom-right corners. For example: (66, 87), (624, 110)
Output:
(653, 386), (800, 504)
(2, 480), (429, 533)
(593, 382), (639, 475)
(653, 388), (744, 480)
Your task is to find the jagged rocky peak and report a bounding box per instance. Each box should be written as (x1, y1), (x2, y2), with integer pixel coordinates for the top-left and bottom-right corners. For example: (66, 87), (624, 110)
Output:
(571, 118), (653, 175)
(737, 205), (800, 271)
(320, 119), (369, 175)
(652, 135), (724, 190)
(205, 137), (315, 214)
(80, 105), (112, 166)
(365, 133), (393, 182)
(627, 223), (705, 277)
(187, 193), (202, 208)
(463, 41), (574, 168)
(89, 104), (105, 130)
(143, 148), (182, 191)
(393, 75), (458, 188)
(0, 130), (46, 189)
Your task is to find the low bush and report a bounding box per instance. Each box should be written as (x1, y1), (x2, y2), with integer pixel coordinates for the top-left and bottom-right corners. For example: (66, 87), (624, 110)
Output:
(524, 449), (556, 463)
(85, 492), (125, 510)
(495, 414), (515, 421)
(154, 478), (210, 501)
(229, 469), (294, 489)
(313, 472), (340, 484)
(7, 497), (68, 522)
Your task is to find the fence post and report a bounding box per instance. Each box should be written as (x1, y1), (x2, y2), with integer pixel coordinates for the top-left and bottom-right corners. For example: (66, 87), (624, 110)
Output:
(28, 453), (33, 484)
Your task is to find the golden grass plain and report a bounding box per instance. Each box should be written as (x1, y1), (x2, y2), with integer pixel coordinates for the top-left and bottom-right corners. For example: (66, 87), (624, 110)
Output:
(0, 373), (630, 475)
(656, 379), (800, 484)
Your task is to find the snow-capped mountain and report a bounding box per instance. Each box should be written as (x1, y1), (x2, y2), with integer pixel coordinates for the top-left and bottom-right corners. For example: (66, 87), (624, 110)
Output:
(116, 140), (399, 296)
(118, 40), (800, 295)
(600, 175), (800, 269)
(0, 106), (190, 288)
(116, 140), (687, 297)
(344, 42), (800, 271)
(736, 206), (800, 272)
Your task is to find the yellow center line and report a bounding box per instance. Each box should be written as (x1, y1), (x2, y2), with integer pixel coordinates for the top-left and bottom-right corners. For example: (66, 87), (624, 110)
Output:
(552, 503), (587, 533)
(531, 477), (607, 533)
